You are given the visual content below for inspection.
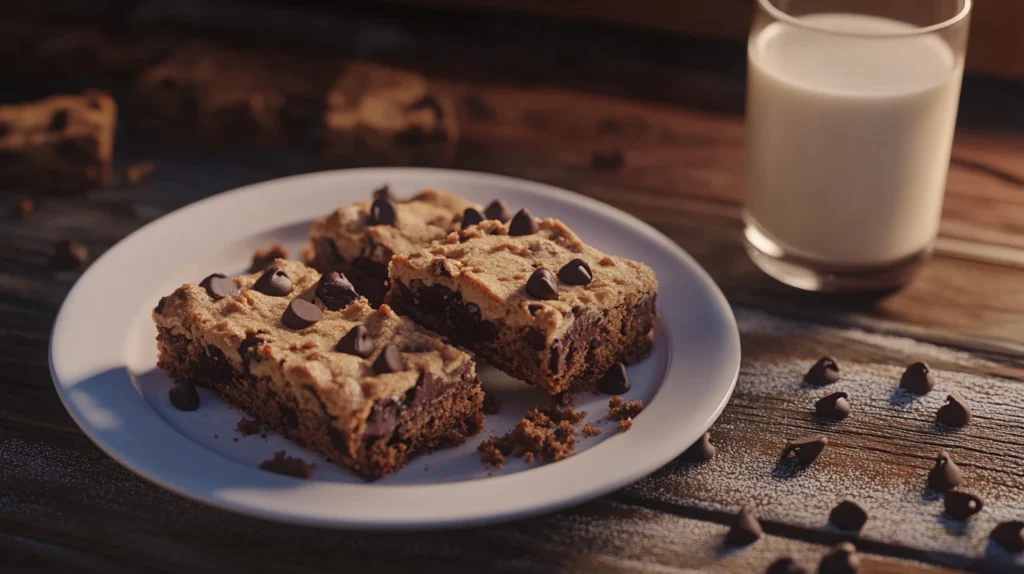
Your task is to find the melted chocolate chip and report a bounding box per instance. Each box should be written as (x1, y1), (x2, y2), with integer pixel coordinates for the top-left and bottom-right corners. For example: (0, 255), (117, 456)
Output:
(782, 434), (828, 466)
(365, 397), (403, 437)
(549, 340), (565, 374)
(804, 356), (840, 386)
(725, 506), (762, 546)
(814, 391), (851, 421)
(168, 381), (200, 411)
(681, 432), (716, 463)
(54, 239), (88, 269)
(369, 197), (397, 226)
(818, 542), (860, 574)
(558, 258), (593, 286)
(253, 266), (293, 296)
(991, 521), (1024, 552)
(372, 184), (393, 201)
(316, 271), (359, 310)
(829, 500), (868, 531)
(238, 334), (265, 374)
(937, 391), (972, 427)
(372, 344), (403, 374)
(900, 361), (935, 394)
(596, 362), (630, 395)
(765, 557), (807, 574)
(154, 296), (168, 315)
(508, 208), (539, 236)
(337, 325), (375, 357)
(944, 490), (984, 521)
(484, 199), (511, 222)
(199, 273), (238, 300)
(462, 207), (485, 229)
(526, 269), (559, 300)
(282, 298), (322, 329)
(49, 109), (69, 131)
(927, 450), (963, 492)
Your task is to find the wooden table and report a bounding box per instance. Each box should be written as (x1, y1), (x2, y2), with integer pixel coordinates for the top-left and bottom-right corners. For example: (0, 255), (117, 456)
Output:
(2, 3), (1023, 573)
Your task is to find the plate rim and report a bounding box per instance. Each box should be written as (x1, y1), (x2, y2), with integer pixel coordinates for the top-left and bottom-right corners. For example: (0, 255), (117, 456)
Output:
(49, 167), (740, 529)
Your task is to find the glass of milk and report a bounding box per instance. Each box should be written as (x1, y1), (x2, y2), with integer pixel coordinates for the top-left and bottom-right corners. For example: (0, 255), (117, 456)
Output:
(744, 0), (972, 292)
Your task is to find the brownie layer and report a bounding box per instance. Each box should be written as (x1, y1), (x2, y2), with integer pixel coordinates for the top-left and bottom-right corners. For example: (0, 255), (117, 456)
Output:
(306, 236), (390, 307)
(157, 328), (485, 479)
(388, 280), (656, 394)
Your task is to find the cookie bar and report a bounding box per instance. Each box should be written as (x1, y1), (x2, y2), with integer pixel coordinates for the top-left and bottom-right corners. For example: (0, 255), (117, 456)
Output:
(386, 217), (658, 396)
(324, 61), (459, 166)
(306, 188), (477, 305)
(135, 41), (329, 148)
(0, 91), (116, 191)
(153, 259), (485, 479)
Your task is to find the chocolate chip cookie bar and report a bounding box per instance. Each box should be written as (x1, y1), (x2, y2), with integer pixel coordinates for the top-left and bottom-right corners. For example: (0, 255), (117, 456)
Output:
(0, 91), (116, 191)
(135, 40), (329, 148)
(306, 187), (478, 305)
(386, 216), (658, 396)
(153, 259), (485, 479)
(324, 61), (458, 166)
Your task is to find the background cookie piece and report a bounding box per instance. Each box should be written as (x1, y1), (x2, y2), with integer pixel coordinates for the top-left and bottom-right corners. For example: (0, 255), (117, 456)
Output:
(0, 91), (117, 192)
(324, 61), (459, 166)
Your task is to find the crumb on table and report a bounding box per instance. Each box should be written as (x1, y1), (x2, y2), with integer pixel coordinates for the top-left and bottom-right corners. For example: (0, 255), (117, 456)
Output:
(235, 416), (263, 437)
(258, 450), (316, 479)
(617, 417), (634, 433)
(582, 422), (601, 437)
(478, 406), (587, 467)
(124, 160), (157, 185)
(608, 396), (645, 421)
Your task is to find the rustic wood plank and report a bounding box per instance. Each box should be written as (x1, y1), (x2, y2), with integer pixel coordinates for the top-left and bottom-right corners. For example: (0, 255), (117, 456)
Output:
(620, 308), (1024, 573)
(0, 428), (966, 574)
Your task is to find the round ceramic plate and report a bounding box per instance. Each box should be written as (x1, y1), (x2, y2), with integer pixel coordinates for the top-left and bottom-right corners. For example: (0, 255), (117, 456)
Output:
(50, 168), (740, 529)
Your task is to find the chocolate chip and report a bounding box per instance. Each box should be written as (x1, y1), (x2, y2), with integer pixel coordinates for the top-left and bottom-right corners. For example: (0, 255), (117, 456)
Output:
(818, 542), (860, 574)
(168, 381), (200, 411)
(725, 506), (762, 546)
(765, 557), (807, 574)
(596, 362), (630, 395)
(316, 271), (359, 310)
(54, 239), (88, 269)
(154, 296), (168, 315)
(549, 340), (565, 374)
(814, 391), (851, 421)
(558, 258), (593, 286)
(899, 361), (935, 394)
(937, 391), (972, 427)
(927, 450), (963, 492)
(372, 184), (393, 201)
(508, 208), (539, 236)
(484, 199), (511, 222)
(782, 434), (828, 466)
(944, 490), (984, 521)
(462, 207), (485, 229)
(199, 273), (239, 300)
(592, 149), (625, 170)
(365, 397), (403, 437)
(829, 500), (867, 531)
(369, 197), (397, 226)
(253, 266), (293, 297)
(282, 298), (321, 329)
(991, 521), (1024, 552)
(372, 344), (403, 374)
(526, 269), (558, 300)
(804, 356), (840, 386)
(337, 325), (375, 357)
(681, 432), (716, 463)
(49, 109), (69, 131)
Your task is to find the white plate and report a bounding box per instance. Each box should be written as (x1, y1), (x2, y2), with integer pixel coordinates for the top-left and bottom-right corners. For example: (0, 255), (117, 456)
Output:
(50, 168), (740, 529)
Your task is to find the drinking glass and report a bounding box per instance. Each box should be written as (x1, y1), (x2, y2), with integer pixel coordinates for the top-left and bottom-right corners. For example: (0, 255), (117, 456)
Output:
(743, 0), (972, 292)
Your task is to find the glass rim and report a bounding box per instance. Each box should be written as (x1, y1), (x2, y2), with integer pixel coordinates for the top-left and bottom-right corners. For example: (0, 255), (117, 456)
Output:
(756, 0), (972, 37)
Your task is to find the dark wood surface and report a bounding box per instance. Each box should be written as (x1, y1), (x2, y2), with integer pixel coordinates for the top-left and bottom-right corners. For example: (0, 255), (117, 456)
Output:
(2, 2), (1024, 573)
